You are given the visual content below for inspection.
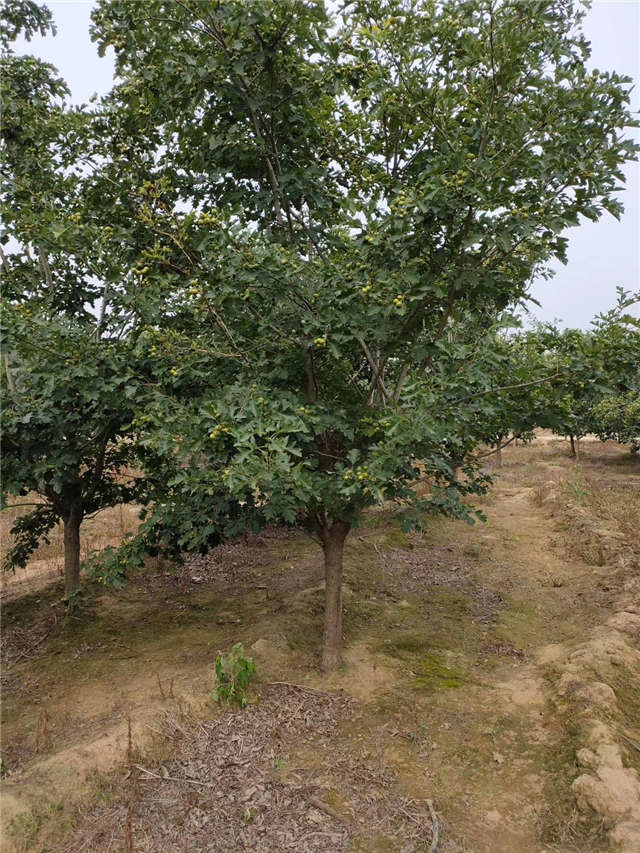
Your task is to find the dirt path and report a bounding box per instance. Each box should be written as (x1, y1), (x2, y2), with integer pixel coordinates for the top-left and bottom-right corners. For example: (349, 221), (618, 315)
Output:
(2, 436), (639, 852)
(378, 438), (639, 852)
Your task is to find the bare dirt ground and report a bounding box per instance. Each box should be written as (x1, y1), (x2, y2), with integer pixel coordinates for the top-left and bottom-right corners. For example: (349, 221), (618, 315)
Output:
(1, 434), (639, 852)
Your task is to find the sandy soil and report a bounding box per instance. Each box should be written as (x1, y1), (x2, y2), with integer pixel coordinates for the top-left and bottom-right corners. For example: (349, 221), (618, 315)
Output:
(1, 434), (639, 852)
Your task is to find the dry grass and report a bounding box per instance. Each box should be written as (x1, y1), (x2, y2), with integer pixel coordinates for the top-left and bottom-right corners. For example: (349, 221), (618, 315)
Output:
(550, 468), (640, 570)
(585, 479), (640, 543)
(1, 497), (141, 599)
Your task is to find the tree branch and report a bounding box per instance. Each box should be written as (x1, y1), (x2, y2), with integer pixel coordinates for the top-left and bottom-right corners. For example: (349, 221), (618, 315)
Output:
(358, 338), (390, 404)
(452, 372), (561, 406)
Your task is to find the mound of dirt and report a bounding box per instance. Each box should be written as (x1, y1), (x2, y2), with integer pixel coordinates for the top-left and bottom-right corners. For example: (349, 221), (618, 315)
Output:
(541, 610), (640, 851)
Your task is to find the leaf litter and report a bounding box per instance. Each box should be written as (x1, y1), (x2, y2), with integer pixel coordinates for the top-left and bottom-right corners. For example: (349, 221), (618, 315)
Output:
(65, 683), (439, 852)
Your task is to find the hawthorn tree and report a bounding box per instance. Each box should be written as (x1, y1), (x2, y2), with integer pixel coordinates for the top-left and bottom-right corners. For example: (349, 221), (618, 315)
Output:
(466, 325), (565, 464)
(0, 4), (155, 598)
(86, 0), (638, 668)
(527, 289), (640, 458)
(530, 323), (602, 457)
(1, 321), (144, 597)
(588, 290), (640, 452)
(1, 2), (254, 599)
(591, 393), (640, 452)
(590, 289), (640, 396)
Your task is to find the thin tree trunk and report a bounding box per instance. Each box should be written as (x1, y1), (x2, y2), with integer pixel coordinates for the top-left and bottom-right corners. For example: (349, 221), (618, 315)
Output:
(63, 502), (83, 598)
(321, 520), (350, 672)
(569, 435), (576, 459)
(4, 352), (16, 392)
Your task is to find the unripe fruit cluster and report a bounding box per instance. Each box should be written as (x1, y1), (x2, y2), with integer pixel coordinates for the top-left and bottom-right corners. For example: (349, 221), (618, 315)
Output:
(209, 424), (231, 440)
(198, 212), (218, 225)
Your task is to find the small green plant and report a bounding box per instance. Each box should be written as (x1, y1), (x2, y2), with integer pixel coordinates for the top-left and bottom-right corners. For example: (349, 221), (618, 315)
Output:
(212, 643), (255, 707)
(563, 469), (591, 503)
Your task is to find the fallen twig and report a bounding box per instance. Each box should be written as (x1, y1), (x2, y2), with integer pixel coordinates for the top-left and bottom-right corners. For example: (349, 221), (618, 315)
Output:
(133, 764), (211, 788)
(156, 673), (166, 700)
(614, 727), (640, 755)
(267, 681), (336, 696)
(5, 628), (53, 666)
(297, 830), (339, 843)
(428, 799), (440, 852)
(308, 795), (352, 825)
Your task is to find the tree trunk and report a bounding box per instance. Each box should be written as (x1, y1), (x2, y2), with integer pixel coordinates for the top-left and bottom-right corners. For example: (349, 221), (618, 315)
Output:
(4, 352), (16, 392)
(321, 520), (350, 672)
(569, 435), (576, 458)
(63, 502), (83, 599)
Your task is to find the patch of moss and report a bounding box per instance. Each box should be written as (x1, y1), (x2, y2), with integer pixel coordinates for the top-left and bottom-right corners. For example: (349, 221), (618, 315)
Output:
(491, 598), (543, 649)
(373, 586), (481, 667)
(357, 507), (399, 531)
(382, 634), (432, 656)
(410, 653), (465, 693)
(376, 629), (466, 693)
(1, 582), (65, 626)
(343, 598), (385, 635)
(532, 672), (610, 850)
(536, 726), (609, 851)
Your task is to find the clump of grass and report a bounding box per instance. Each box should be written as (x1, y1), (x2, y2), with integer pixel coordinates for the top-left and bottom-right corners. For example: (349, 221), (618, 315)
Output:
(586, 484), (640, 544)
(536, 801), (608, 852)
(561, 468), (591, 504)
(531, 480), (557, 507)
(556, 470), (639, 567)
(535, 709), (609, 852)
(8, 800), (76, 853)
(382, 529), (411, 549)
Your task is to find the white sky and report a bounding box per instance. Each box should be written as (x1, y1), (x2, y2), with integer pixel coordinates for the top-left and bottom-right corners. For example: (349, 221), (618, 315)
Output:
(15, 0), (640, 329)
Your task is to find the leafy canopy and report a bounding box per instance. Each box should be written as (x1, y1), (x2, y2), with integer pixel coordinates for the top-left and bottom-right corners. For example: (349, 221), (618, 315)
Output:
(86, 0), (638, 544)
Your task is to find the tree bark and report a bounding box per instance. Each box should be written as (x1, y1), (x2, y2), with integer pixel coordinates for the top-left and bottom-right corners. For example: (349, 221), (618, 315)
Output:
(4, 352), (16, 392)
(321, 520), (350, 672)
(63, 502), (83, 599)
(569, 435), (576, 459)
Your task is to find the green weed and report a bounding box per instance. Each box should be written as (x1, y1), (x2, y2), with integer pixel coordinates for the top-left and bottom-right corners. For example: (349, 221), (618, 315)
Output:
(212, 643), (256, 708)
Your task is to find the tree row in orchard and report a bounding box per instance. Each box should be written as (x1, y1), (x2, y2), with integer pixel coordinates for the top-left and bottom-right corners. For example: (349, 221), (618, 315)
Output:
(2, 0), (638, 668)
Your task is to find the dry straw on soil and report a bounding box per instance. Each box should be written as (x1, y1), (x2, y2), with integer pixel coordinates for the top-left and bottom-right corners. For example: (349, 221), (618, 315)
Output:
(64, 684), (439, 853)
